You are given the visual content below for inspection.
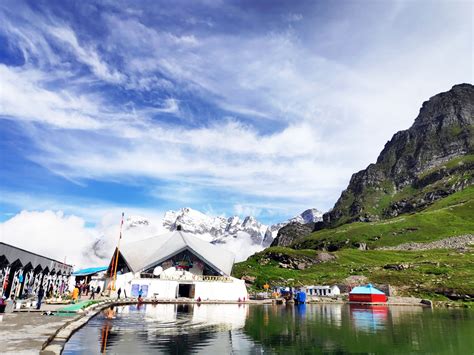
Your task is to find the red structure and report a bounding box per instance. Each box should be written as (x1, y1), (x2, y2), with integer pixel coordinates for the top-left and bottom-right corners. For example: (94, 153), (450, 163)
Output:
(349, 284), (387, 303)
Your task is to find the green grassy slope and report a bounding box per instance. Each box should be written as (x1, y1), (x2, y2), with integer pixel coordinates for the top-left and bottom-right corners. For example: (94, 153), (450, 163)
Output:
(293, 186), (474, 251)
(327, 153), (473, 227)
(233, 186), (474, 299)
(233, 247), (474, 299)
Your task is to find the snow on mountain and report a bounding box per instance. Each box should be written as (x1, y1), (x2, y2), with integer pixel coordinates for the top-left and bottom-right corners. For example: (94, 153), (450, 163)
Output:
(161, 207), (323, 261)
(87, 208), (323, 265)
(288, 208), (323, 224)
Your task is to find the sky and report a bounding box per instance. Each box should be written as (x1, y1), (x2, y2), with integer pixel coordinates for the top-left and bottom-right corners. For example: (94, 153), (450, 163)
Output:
(0, 0), (472, 266)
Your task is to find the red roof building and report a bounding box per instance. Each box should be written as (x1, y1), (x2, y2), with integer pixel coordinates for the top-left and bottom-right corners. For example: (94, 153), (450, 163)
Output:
(349, 284), (387, 303)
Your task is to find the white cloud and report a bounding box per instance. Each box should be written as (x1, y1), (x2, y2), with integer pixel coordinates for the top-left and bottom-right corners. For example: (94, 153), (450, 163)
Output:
(233, 204), (262, 218)
(0, 210), (99, 268)
(0, 208), (169, 269)
(0, 65), (104, 129)
(48, 25), (125, 83)
(0, 1), (471, 219)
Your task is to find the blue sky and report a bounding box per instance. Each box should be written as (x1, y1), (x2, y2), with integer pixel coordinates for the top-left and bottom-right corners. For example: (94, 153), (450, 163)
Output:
(0, 0), (472, 231)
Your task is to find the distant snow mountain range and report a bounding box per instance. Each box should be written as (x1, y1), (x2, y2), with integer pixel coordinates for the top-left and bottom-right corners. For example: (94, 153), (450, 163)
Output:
(124, 207), (322, 261)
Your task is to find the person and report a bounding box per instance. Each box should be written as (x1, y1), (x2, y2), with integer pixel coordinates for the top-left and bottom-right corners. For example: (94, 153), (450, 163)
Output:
(96, 285), (101, 297)
(90, 286), (95, 300)
(104, 305), (115, 319)
(117, 288), (122, 299)
(37, 286), (45, 310)
(0, 296), (6, 313)
(72, 285), (79, 303)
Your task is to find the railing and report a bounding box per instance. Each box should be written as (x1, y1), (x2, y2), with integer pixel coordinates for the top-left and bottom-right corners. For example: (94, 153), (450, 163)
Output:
(139, 273), (233, 283)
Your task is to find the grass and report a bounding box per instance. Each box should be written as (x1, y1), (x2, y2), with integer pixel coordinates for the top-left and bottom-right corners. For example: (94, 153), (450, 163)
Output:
(233, 186), (474, 299)
(328, 154), (473, 227)
(233, 247), (474, 298)
(293, 186), (474, 251)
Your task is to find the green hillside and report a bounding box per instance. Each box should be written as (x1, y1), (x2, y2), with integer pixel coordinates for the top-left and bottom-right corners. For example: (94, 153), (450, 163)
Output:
(233, 187), (474, 300)
(294, 186), (474, 251)
(233, 247), (474, 300)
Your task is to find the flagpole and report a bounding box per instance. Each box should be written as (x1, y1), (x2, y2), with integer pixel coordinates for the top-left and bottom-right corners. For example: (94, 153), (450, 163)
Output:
(112, 212), (124, 291)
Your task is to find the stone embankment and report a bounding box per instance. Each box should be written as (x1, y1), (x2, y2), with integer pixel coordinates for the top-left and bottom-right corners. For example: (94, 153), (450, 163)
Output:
(379, 234), (474, 251)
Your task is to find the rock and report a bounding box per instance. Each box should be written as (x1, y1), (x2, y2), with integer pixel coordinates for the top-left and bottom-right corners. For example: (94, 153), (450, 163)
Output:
(343, 275), (368, 286)
(379, 234), (474, 251)
(383, 263), (410, 271)
(242, 276), (256, 284)
(321, 84), (474, 228)
(354, 242), (367, 250)
(316, 252), (336, 262)
(271, 222), (315, 247)
(297, 263), (307, 270)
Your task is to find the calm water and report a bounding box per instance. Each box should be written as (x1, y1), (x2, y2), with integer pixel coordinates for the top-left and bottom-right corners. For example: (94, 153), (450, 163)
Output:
(63, 303), (474, 354)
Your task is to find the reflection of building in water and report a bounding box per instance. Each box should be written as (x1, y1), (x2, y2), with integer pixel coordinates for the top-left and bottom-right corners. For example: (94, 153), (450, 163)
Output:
(299, 304), (342, 327)
(108, 230), (247, 301)
(0, 242), (72, 299)
(192, 303), (247, 330)
(350, 304), (388, 332)
(140, 303), (247, 331)
(112, 304), (250, 353)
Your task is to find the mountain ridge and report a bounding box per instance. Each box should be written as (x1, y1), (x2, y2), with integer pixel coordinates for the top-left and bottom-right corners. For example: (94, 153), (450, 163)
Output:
(321, 83), (473, 228)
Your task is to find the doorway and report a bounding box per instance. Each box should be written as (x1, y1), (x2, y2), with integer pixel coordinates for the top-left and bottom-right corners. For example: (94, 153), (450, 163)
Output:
(177, 284), (195, 298)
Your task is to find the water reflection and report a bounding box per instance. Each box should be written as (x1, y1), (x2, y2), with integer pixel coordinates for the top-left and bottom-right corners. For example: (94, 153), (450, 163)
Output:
(349, 304), (388, 332)
(63, 303), (474, 354)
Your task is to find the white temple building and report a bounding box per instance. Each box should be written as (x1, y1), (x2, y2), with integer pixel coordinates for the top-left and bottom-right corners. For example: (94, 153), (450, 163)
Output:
(109, 230), (248, 301)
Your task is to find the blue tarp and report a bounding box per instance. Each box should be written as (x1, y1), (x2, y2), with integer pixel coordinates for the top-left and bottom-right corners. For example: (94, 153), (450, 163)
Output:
(72, 266), (108, 276)
(296, 291), (306, 303)
(350, 284), (385, 295)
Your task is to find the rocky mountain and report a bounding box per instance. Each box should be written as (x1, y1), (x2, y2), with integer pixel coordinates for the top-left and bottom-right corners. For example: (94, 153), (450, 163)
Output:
(321, 83), (473, 228)
(234, 84), (474, 300)
(161, 207), (322, 259)
(270, 222), (316, 247)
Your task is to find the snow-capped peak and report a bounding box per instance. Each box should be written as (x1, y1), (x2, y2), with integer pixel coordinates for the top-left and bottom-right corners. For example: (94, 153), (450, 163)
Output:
(289, 208), (323, 224)
(101, 207), (323, 262)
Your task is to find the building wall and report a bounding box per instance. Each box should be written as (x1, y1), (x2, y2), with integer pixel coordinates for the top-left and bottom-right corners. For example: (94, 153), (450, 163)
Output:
(306, 286), (341, 297)
(194, 278), (247, 301)
(115, 273), (248, 301)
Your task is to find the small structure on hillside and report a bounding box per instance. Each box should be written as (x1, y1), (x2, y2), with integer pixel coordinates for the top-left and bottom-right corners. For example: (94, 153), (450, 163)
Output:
(306, 285), (340, 297)
(349, 284), (387, 303)
(107, 230), (248, 301)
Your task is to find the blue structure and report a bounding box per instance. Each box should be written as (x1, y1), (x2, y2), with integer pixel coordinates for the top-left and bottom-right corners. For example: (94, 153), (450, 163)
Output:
(295, 291), (306, 304)
(72, 266), (108, 276)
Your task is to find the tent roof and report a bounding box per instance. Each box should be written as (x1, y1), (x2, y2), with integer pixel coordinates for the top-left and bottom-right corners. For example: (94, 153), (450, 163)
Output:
(118, 230), (235, 275)
(350, 284), (385, 295)
(73, 266), (108, 276)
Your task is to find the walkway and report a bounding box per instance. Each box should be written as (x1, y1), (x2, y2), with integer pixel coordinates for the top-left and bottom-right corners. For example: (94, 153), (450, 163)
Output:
(0, 307), (76, 354)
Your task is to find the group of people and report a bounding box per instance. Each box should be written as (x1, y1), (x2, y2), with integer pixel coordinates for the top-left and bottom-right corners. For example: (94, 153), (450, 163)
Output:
(72, 284), (102, 302)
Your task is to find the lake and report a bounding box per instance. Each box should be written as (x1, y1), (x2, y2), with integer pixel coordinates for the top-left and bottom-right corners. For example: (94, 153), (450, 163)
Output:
(63, 303), (474, 354)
